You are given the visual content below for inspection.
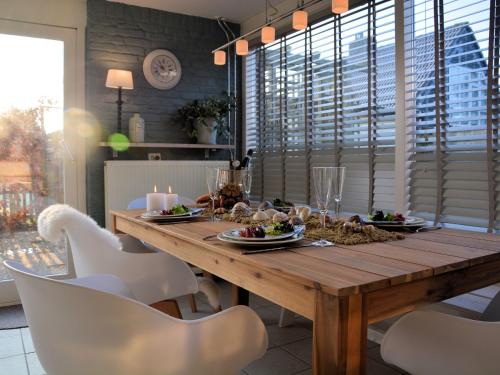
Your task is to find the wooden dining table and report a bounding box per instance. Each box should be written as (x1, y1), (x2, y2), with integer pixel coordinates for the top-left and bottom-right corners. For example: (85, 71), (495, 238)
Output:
(110, 209), (500, 375)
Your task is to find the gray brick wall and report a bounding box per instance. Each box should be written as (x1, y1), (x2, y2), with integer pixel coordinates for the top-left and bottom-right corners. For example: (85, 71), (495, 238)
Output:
(86, 0), (241, 225)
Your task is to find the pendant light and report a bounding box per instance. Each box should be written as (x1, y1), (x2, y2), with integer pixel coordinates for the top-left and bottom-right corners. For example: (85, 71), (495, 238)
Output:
(214, 50), (226, 65)
(292, 1), (308, 30)
(261, 0), (276, 44)
(292, 10), (308, 30)
(236, 39), (249, 56)
(261, 26), (275, 44)
(332, 0), (348, 14)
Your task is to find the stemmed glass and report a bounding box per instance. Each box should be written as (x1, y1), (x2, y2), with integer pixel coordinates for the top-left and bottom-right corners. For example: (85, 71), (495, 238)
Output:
(312, 167), (335, 247)
(332, 167), (346, 218)
(241, 169), (253, 201)
(206, 167), (219, 221)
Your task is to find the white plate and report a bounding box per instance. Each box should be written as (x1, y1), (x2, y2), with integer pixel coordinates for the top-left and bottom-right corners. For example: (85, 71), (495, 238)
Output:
(140, 208), (202, 221)
(217, 233), (305, 247)
(364, 216), (425, 226)
(221, 225), (304, 242)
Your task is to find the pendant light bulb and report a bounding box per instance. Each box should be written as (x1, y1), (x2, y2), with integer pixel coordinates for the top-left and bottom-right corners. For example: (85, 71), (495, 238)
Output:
(332, 0), (349, 14)
(261, 25), (276, 44)
(292, 10), (308, 30)
(214, 50), (226, 65)
(236, 39), (249, 56)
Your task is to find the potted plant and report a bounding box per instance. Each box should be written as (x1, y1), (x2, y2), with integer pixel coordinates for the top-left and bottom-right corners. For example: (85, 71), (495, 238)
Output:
(176, 95), (235, 144)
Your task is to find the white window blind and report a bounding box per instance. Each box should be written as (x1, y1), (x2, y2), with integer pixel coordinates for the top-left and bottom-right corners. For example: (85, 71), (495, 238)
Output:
(405, 0), (500, 230)
(246, 0), (396, 214)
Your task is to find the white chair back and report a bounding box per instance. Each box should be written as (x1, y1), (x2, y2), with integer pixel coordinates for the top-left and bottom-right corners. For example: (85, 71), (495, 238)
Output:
(4, 260), (268, 375)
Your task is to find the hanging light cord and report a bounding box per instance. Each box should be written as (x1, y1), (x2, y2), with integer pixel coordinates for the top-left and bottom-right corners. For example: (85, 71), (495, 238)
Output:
(212, 0), (324, 53)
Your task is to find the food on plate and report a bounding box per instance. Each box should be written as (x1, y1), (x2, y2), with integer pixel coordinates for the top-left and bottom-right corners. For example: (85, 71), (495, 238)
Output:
(258, 201), (273, 210)
(368, 210), (406, 222)
(253, 211), (269, 221)
(160, 204), (189, 216)
(272, 198), (294, 208)
(272, 212), (289, 223)
(231, 202), (252, 219)
(265, 221), (295, 236)
(298, 206), (311, 221)
(196, 193), (210, 204)
(264, 208), (278, 217)
(289, 215), (304, 226)
(239, 226), (266, 238)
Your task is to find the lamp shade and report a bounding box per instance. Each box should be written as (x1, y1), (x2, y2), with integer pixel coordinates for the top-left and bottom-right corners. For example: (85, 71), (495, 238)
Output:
(236, 39), (249, 56)
(214, 50), (226, 65)
(261, 26), (275, 44)
(332, 0), (349, 14)
(106, 69), (134, 90)
(292, 10), (308, 30)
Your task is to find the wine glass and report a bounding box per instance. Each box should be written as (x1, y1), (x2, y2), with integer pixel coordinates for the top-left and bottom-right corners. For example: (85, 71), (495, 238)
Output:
(332, 167), (346, 219)
(206, 167), (219, 221)
(241, 169), (253, 201)
(312, 167), (335, 247)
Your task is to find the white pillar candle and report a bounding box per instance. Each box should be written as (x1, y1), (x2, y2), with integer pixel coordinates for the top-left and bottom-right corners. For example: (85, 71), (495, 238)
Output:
(147, 185), (167, 212)
(166, 186), (179, 211)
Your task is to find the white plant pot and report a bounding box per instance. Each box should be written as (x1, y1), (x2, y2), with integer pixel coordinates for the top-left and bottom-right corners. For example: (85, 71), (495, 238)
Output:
(195, 117), (217, 145)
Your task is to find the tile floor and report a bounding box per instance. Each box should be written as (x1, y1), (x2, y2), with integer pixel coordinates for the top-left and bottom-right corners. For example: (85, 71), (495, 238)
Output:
(0, 281), (405, 375)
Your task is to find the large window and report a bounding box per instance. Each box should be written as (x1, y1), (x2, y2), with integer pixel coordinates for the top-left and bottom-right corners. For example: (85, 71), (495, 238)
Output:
(245, 0), (500, 232)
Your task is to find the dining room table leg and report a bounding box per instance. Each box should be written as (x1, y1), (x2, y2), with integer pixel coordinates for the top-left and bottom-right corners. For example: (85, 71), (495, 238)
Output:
(312, 291), (367, 375)
(231, 284), (250, 306)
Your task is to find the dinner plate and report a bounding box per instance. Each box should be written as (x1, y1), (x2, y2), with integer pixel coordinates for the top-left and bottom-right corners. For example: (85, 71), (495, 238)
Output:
(140, 208), (203, 221)
(221, 225), (305, 242)
(217, 233), (304, 247)
(364, 216), (425, 226)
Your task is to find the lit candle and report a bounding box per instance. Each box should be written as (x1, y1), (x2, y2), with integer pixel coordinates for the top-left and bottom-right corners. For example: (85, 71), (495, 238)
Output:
(166, 186), (179, 210)
(147, 185), (167, 212)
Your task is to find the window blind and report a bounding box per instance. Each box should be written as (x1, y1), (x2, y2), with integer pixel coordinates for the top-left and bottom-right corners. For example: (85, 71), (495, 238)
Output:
(246, 0), (396, 214)
(405, 0), (499, 230)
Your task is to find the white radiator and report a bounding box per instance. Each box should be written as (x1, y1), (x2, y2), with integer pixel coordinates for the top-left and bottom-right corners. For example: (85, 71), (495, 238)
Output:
(104, 160), (229, 228)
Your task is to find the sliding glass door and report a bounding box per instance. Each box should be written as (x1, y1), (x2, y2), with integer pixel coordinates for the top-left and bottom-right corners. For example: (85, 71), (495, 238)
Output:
(0, 20), (79, 305)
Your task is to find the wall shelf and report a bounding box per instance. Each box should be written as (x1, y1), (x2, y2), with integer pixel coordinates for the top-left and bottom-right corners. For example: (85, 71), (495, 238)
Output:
(98, 142), (235, 158)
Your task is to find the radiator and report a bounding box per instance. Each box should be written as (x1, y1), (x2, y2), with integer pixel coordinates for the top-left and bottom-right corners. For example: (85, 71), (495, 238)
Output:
(104, 160), (229, 228)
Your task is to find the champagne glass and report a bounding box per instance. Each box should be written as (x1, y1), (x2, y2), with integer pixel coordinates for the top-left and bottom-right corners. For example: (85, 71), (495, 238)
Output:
(312, 167), (335, 247)
(242, 169), (253, 201)
(206, 167), (219, 221)
(332, 167), (346, 219)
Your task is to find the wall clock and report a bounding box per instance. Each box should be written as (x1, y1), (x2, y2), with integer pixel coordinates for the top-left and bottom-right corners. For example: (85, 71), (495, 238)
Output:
(143, 49), (182, 90)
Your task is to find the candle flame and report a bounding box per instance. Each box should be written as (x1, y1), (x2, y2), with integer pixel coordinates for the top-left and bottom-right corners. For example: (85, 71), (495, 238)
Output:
(154, 185), (157, 193)
(168, 185), (172, 194)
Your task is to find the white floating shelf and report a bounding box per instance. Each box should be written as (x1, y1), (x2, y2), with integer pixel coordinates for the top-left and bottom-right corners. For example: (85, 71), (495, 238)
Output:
(99, 142), (235, 149)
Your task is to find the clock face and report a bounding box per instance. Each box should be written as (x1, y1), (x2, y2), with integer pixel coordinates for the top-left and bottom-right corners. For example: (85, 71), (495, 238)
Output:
(143, 49), (182, 90)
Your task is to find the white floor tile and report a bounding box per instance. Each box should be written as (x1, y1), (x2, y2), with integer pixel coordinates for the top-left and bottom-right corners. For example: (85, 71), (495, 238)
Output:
(20, 328), (34, 354)
(0, 328), (21, 339)
(244, 347), (309, 375)
(26, 353), (45, 375)
(281, 338), (312, 365)
(0, 334), (24, 359)
(0, 354), (28, 375)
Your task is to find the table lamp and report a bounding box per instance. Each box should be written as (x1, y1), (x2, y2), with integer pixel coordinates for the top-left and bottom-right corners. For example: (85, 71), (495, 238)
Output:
(105, 69), (134, 134)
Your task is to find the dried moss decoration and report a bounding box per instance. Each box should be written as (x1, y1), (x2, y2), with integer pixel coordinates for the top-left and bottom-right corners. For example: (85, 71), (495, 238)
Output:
(205, 209), (404, 245)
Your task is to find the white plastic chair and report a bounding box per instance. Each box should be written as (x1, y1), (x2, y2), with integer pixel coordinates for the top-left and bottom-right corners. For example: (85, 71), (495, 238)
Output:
(381, 293), (500, 375)
(37, 204), (221, 313)
(4, 260), (268, 375)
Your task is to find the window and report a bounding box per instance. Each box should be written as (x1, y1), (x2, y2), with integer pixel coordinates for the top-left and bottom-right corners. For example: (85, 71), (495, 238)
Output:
(245, 0), (499, 231)
(246, 0), (396, 214)
(405, 0), (499, 231)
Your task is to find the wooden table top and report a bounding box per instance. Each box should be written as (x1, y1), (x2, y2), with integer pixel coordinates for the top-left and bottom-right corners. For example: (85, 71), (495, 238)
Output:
(112, 209), (500, 297)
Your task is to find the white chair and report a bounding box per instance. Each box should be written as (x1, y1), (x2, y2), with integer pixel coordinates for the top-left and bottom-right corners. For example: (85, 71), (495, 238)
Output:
(381, 292), (500, 375)
(4, 260), (268, 375)
(37, 204), (221, 316)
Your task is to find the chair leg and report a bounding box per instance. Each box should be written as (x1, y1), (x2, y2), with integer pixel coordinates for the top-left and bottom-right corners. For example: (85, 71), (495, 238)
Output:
(279, 308), (296, 327)
(189, 294), (198, 313)
(150, 299), (182, 319)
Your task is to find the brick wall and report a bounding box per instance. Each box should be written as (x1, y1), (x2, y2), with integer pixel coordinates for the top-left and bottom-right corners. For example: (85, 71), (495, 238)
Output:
(86, 0), (241, 225)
